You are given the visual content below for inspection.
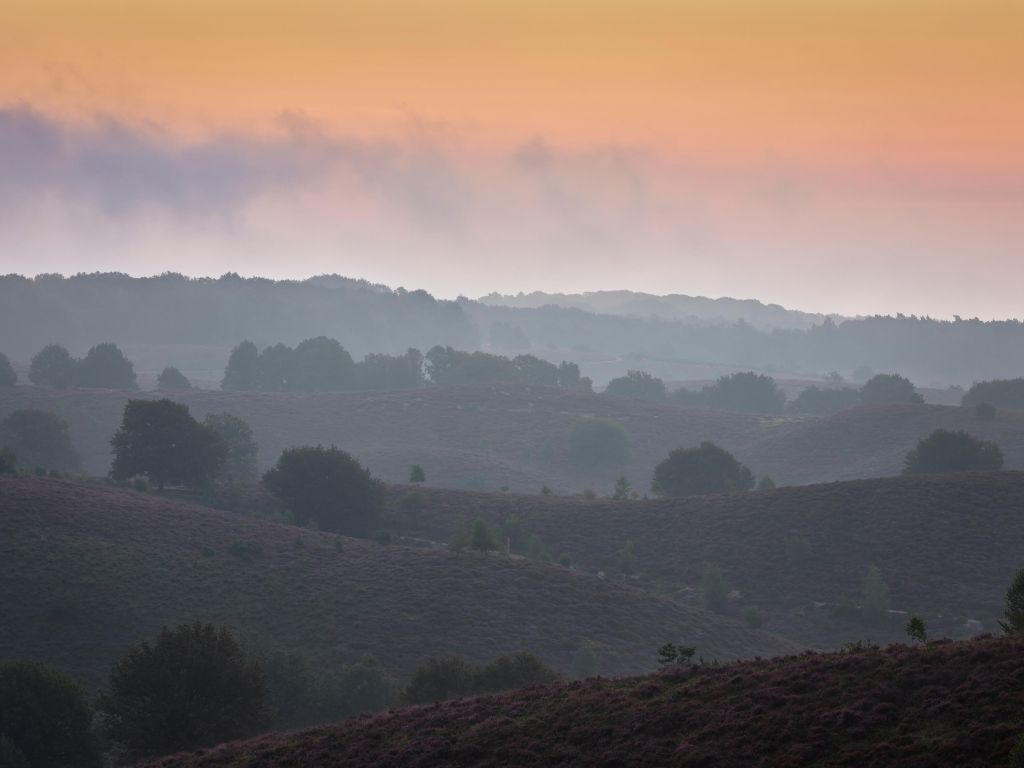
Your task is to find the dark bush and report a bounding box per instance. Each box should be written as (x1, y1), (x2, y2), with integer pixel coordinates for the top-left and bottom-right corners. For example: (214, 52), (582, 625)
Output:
(903, 429), (1004, 475)
(651, 442), (755, 497)
(604, 370), (666, 402)
(702, 371), (785, 414)
(157, 366), (191, 390)
(567, 417), (630, 469)
(222, 340), (260, 391)
(74, 342), (136, 389)
(860, 373), (923, 405)
(962, 377), (1024, 410)
(263, 445), (384, 536)
(1000, 568), (1024, 635)
(471, 519), (499, 552)
(0, 409), (81, 472)
(409, 464), (426, 483)
(0, 447), (16, 474)
(0, 352), (16, 387)
(0, 661), (100, 768)
(787, 385), (861, 416)
(28, 344), (75, 388)
(98, 623), (269, 759)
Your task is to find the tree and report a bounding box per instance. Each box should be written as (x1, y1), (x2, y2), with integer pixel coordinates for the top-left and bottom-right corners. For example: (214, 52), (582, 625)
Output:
(860, 373), (923, 405)
(861, 565), (891, 625)
(471, 519), (499, 552)
(409, 464), (426, 483)
(962, 378), (1024, 410)
(28, 344), (75, 388)
(974, 402), (997, 421)
(557, 361), (592, 392)
(74, 342), (136, 389)
(700, 564), (730, 613)
(656, 643), (696, 666)
(0, 661), (101, 768)
(903, 429), (1004, 475)
(905, 616), (927, 643)
(787, 386), (861, 416)
(701, 371), (785, 414)
(474, 653), (558, 693)
(0, 352), (16, 387)
(157, 366), (191, 390)
(651, 442), (755, 497)
(567, 417), (630, 469)
(513, 354), (560, 386)
(999, 569), (1024, 634)
(355, 349), (424, 391)
(0, 409), (80, 472)
(400, 657), (475, 704)
(757, 475), (776, 490)
(98, 623), (269, 759)
(604, 370), (666, 402)
(290, 336), (355, 391)
(263, 445), (384, 536)
(257, 343), (294, 391)
(110, 399), (227, 490)
(203, 412), (259, 483)
(0, 447), (15, 474)
(611, 475), (632, 500)
(222, 341), (260, 391)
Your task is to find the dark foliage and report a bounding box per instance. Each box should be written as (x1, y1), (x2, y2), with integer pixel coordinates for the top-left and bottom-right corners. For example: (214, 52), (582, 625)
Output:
(0, 447), (15, 474)
(221, 341), (260, 391)
(28, 344), (75, 389)
(0, 661), (100, 768)
(355, 349), (424, 391)
(203, 412), (259, 483)
(651, 442), (755, 497)
(1000, 569), (1024, 635)
(0, 409), (80, 472)
(962, 378), (1024, 410)
(567, 417), (630, 469)
(470, 519), (499, 552)
(409, 464), (426, 483)
(74, 342), (137, 389)
(974, 402), (997, 421)
(656, 642), (696, 665)
(903, 429), (1004, 475)
(604, 370), (666, 402)
(157, 366), (192, 390)
(860, 373), (924, 405)
(787, 385), (861, 416)
(98, 623), (269, 759)
(290, 336), (355, 392)
(263, 445), (384, 535)
(110, 399), (227, 489)
(674, 372), (785, 414)
(0, 352), (16, 387)
(402, 652), (558, 705)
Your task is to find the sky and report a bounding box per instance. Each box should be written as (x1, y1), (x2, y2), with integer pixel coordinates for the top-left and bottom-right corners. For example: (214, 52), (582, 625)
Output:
(1, 0), (1022, 318)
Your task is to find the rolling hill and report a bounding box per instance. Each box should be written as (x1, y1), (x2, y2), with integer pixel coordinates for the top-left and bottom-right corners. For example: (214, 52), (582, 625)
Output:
(0, 476), (796, 693)
(144, 634), (1024, 768)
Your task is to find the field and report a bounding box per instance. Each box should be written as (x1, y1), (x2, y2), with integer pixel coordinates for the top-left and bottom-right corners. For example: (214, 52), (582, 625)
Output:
(0, 476), (796, 693)
(3, 383), (1023, 494)
(378, 472), (1024, 648)
(144, 634), (1024, 768)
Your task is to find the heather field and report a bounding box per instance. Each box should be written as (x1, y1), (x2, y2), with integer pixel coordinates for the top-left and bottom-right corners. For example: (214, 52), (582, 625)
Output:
(0, 476), (796, 693)
(144, 634), (1024, 768)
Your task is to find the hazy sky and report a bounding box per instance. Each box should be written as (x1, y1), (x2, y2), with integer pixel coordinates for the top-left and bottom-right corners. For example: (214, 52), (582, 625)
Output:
(1, 1), (1022, 318)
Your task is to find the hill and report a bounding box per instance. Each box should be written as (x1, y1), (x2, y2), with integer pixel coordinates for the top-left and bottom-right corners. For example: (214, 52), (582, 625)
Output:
(144, 634), (1024, 768)
(5, 384), (1023, 493)
(0, 476), (796, 692)
(379, 472), (1024, 648)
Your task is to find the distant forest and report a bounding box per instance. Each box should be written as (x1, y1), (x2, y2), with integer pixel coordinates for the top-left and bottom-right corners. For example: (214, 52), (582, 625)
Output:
(1, 273), (1022, 384)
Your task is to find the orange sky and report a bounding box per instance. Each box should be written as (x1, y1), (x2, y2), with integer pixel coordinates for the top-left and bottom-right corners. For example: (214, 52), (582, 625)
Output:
(0, 1), (1022, 316)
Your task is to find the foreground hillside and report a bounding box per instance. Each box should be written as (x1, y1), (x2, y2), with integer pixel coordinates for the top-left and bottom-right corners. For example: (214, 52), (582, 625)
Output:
(4, 383), (1023, 492)
(382, 472), (1024, 647)
(0, 477), (795, 691)
(146, 635), (1024, 768)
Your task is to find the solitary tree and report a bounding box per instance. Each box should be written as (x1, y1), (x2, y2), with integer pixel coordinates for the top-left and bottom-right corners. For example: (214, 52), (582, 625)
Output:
(263, 445), (384, 536)
(656, 643), (696, 666)
(290, 336), (355, 391)
(1000, 569), (1024, 634)
(860, 373), (924, 405)
(905, 616), (928, 643)
(409, 464), (426, 483)
(0, 352), (16, 387)
(604, 370), (666, 402)
(203, 412), (259, 483)
(0, 409), (80, 472)
(98, 623), (269, 759)
(157, 366), (192, 390)
(0, 661), (101, 768)
(701, 371), (786, 414)
(903, 429), (1004, 474)
(28, 344), (75, 388)
(221, 341), (260, 391)
(110, 399), (227, 489)
(651, 442), (755, 497)
(74, 342), (136, 389)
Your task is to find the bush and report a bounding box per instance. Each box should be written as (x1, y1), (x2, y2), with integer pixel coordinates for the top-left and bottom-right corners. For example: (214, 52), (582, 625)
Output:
(409, 464), (426, 483)
(1000, 568), (1024, 634)
(98, 623), (269, 759)
(962, 377), (1024, 410)
(700, 371), (785, 414)
(111, 399), (227, 490)
(0, 409), (81, 472)
(263, 445), (384, 536)
(787, 386), (861, 416)
(656, 642), (696, 666)
(0, 352), (16, 387)
(157, 366), (191, 390)
(0, 661), (101, 768)
(860, 373), (923, 405)
(28, 344), (75, 388)
(0, 447), (16, 474)
(611, 475), (632, 500)
(567, 417), (630, 469)
(471, 519), (499, 552)
(604, 370), (666, 402)
(651, 442), (755, 497)
(203, 412), (260, 483)
(905, 615), (927, 643)
(222, 340), (260, 391)
(402, 653), (557, 705)
(74, 342), (136, 389)
(903, 429), (1004, 474)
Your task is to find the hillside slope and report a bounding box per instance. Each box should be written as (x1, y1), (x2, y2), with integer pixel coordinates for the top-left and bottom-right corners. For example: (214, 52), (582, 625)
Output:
(0, 477), (796, 692)
(381, 472), (1024, 647)
(146, 635), (1024, 768)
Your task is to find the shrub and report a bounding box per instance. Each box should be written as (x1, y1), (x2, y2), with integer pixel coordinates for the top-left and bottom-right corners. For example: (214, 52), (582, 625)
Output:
(787, 385), (861, 416)
(157, 366), (191, 390)
(203, 412), (259, 483)
(409, 464), (426, 483)
(0, 661), (101, 768)
(860, 373), (923, 405)
(567, 417), (630, 469)
(903, 429), (1004, 474)
(974, 402), (997, 421)
(0, 409), (81, 472)
(263, 445), (384, 536)
(471, 519), (499, 552)
(28, 344), (75, 388)
(604, 370), (666, 402)
(74, 342), (136, 389)
(651, 441), (755, 497)
(0, 447), (16, 474)
(526, 534), (552, 563)
(0, 352), (16, 387)
(111, 399), (227, 490)
(611, 475), (632, 500)
(905, 616), (927, 643)
(474, 652), (558, 693)
(1000, 568), (1024, 634)
(962, 377), (1024, 410)
(700, 564), (730, 613)
(98, 622), (269, 759)
(701, 371), (785, 414)
(222, 341), (260, 391)
(861, 565), (891, 625)
(656, 643), (696, 666)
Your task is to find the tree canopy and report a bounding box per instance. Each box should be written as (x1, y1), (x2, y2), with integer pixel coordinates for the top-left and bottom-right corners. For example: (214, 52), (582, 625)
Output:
(859, 373), (923, 405)
(903, 429), (1004, 475)
(28, 344), (75, 388)
(0, 409), (80, 472)
(0, 352), (16, 387)
(74, 342), (136, 389)
(604, 370), (666, 402)
(157, 366), (192, 390)
(567, 416), (630, 469)
(651, 441), (755, 497)
(203, 412), (259, 483)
